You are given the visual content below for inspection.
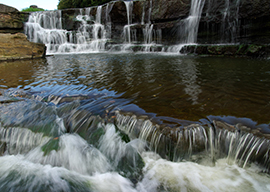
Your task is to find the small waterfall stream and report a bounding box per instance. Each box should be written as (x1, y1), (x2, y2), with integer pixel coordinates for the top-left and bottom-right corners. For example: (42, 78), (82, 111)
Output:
(0, 88), (270, 191)
(25, 5), (111, 54)
(115, 112), (270, 171)
(123, 1), (133, 44)
(24, 0), (246, 54)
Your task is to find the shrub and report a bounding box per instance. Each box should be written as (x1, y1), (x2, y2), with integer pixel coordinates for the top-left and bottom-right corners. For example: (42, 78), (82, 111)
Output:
(21, 7), (45, 12)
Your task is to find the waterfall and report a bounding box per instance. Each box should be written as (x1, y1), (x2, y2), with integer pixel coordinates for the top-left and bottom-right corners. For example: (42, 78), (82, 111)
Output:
(24, 10), (66, 53)
(24, 0), (205, 54)
(23, 0), (247, 54)
(25, 5), (112, 54)
(123, 1), (134, 44)
(142, 0), (154, 50)
(115, 112), (270, 171)
(220, 0), (241, 43)
(182, 0), (206, 44)
(167, 0), (206, 52)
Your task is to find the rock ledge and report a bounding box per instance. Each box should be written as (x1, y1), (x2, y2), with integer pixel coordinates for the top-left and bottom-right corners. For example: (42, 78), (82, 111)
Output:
(0, 33), (46, 61)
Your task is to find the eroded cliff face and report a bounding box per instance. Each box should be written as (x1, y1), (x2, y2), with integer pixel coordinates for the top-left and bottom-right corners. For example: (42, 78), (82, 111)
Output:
(0, 33), (46, 61)
(59, 0), (270, 45)
(0, 3), (29, 33)
(199, 0), (270, 44)
(0, 4), (46, 60)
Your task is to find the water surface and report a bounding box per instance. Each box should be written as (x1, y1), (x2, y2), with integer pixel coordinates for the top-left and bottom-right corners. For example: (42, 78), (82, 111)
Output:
(0, 53), (270, 191)
(1, 53), (269, 125)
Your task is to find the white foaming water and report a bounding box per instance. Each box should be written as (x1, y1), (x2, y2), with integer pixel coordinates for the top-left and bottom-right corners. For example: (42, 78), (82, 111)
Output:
(0, 126), (50, 155)
(24, 0), (207, 54)
(168, 0), (206, 53)
(0, 155), (136, 192)
(99, 124), (145, 168)
(123, 1), (133, 44)
(137, 152), (270, 192)
(25, 6), (110, 54)
(25, 134), (112, 175)
(0, 122), (270, 191)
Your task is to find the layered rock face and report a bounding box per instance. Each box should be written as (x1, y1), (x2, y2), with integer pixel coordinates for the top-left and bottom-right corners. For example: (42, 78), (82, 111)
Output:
(0, 3), (29, 33)
(0, 33), (46, 61)
(199, 0), (270, 44)
(59, 0), (270, 45)
(0, 4), (46, 60)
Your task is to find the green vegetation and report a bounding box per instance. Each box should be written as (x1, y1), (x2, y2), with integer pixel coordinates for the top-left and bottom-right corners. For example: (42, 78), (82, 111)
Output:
(21, 7), (45, 12)
(57, 0), (112, 9)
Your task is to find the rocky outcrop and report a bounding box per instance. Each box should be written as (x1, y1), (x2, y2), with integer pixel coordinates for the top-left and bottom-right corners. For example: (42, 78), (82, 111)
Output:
(197, 0), (270, 44)
(179, 44), (270, 58)
(0, 33), (46, 61)
(0, 4), (29, 34)
(22, 0), (270, 56)
(0, 3), (18, 13)
(113, 0), (270, 45)
(0, 4), (45, 60)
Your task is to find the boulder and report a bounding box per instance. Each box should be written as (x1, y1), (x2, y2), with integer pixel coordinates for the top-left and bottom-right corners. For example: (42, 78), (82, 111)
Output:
(0, 33), (46, 61)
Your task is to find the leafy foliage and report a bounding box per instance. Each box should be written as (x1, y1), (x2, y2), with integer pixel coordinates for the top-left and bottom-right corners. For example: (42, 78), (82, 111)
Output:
(57, 0), (112, 9)
(21, 7), (45, 12)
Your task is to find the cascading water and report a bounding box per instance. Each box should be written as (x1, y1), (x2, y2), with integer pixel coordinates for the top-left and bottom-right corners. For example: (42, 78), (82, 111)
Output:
(221, 0), (241, 43)
(115, 112), (270, 171)
(203, 0), (242, 43)
(123, 1), (133, 44)
(24, 0), (248, 54)
(168, 0), (206, 52)
(185, 0), (206, 44)
(25, 10), (66, 53)
(25, 6), (110, 54)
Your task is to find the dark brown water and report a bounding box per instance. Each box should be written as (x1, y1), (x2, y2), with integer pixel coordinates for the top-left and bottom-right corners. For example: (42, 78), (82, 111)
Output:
(1, 53), (270, 126)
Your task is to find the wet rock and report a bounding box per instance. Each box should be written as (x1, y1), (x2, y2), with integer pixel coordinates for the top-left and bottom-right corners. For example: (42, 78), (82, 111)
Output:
(0, 96), (23, 104)
(0, 33), (46, 61)
(115, 111), (270, 171)
(150, 0), (190, 22)
(179, 44), (270, 58)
